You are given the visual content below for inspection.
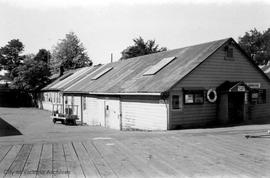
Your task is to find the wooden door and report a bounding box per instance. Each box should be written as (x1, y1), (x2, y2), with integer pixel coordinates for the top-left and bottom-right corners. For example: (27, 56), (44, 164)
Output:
(104, 99), (121, 130)
(83, 97), (104, 126)
(228, 92), (244, 123)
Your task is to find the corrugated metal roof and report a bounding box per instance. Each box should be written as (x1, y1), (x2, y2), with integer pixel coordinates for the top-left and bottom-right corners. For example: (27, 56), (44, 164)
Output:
(42, 66), (101, 91)
(64, 38), (231, 94)
(42, 70), (77, 91)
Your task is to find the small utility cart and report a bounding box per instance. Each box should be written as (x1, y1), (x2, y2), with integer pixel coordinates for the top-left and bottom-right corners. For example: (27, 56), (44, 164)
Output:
(51, 104), (79, 125)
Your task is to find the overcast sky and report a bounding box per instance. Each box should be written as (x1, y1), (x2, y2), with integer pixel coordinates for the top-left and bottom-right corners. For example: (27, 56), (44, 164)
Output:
(0, 0), (269, 64)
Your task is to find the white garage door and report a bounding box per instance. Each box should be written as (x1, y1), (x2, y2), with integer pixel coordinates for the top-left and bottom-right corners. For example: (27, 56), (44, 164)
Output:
(122, 99), (167, 130)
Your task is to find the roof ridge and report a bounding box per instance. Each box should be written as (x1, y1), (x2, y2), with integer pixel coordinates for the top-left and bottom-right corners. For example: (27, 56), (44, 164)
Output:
(105, 37), (232, 64)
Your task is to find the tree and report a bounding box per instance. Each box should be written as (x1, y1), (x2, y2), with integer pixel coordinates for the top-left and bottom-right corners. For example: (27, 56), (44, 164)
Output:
(0, 39), (25, 78)
(51, 32), (92, 73)
(34, 49), (51, 63)
(12, 54), (51, 91)
(120, 36), (167, 60)
(238, 28), (270, 65)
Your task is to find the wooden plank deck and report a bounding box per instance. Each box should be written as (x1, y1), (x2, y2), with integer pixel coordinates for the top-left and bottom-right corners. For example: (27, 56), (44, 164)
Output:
(0, 134), (269, 178)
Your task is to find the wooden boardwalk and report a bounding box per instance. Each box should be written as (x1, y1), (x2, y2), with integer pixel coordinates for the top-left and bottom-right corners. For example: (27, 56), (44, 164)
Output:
(0, 107), (270, 177)
(0, 134), (269, 178)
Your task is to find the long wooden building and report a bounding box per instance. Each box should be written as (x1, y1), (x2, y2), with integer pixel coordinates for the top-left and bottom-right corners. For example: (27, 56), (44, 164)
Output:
(41, 38), (270, 130)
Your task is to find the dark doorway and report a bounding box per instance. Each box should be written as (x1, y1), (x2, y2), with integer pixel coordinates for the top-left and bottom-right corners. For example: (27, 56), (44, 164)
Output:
(228, 92), (244, 123)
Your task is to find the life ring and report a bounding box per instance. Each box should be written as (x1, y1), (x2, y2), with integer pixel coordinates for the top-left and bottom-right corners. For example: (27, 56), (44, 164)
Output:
(207, 89), (217, 103)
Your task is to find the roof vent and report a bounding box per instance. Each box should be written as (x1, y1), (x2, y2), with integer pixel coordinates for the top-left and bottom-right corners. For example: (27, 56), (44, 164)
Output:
(143, 57), (176, 76)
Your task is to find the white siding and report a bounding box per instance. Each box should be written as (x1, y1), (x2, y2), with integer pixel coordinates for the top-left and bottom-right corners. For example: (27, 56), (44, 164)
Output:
(39, 91), (63, 112)
(83, 97), (105, 126)
(41, 101), (53, 111)
(122, 99), (168, 130)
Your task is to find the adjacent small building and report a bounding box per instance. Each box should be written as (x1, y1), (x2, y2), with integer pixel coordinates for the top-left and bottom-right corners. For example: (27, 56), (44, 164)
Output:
(42, 38), (270, 130)
(39, 66), (101, 123)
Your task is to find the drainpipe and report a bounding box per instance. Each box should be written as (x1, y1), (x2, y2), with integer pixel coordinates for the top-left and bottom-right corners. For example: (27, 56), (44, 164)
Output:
(80, 95), (83, 125)
(119, 96), (122, 131)
(62, 94), (64, 114)
(161, 92), (170, 130)
(111, 53), (113, 63)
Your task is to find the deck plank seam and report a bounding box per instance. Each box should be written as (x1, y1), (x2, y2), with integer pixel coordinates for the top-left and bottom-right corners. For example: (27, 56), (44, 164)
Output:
(61, 144), (69, 178)
(19, 144), (33, 178)
(71, 142), (86, 178)
(90, 140), (119, 178)
(0, 145), (13, 165)
(81, 142), (103, 177)
(4, 144), (23, 177)
(35, 144), (44, 178)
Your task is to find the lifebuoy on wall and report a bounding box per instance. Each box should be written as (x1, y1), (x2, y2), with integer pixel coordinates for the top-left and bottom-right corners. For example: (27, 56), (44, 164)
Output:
(207, 89), (217, 103)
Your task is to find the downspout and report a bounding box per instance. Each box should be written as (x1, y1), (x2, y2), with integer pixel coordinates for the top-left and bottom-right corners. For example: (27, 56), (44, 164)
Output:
(161, 92), (170, 130)
(119, 96), (122, 131)
(80, 95), (83, 125)
(62, 93), (64, 114)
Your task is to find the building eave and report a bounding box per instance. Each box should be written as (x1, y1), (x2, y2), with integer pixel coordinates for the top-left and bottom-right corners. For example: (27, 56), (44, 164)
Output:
(88, 92), (162, 96)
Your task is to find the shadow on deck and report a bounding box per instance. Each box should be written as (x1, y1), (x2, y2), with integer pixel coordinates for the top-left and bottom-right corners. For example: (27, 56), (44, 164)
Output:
(0, 117), (22, 137)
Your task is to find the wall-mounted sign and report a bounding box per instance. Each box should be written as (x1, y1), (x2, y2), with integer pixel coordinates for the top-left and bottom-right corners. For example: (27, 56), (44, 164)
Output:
(246, 83), (261, 89)
(238, 85), (245, 92)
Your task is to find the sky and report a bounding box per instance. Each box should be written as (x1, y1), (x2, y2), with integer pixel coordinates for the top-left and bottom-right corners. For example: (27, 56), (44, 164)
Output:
(0, 0), (270, 65)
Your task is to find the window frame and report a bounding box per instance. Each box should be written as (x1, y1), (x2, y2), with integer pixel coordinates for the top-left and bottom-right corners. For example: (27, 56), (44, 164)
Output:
(172, 95), (181, 110)
(249, 89), (266, 104)
(183, 90), (204, 105)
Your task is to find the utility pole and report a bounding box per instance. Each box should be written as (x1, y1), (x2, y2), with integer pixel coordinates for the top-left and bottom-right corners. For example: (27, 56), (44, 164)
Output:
(111, 53), (113, 63)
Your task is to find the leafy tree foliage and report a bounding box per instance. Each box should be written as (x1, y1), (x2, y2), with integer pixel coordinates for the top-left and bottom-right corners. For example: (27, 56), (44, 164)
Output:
(12, 54), (51, 91)
(34, 49), (51, 63)
(0, 39), (24, 79)
(51, 32), (92, 72)
(120, 36), (167, 60)
(238, 28), (270, 65)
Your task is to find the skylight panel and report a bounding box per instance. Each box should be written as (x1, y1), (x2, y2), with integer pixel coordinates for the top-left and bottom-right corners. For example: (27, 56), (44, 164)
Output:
(143, 57), (176, 76)
(59, 73), (73, 81)
(264, 67), (270, 74)
(91, 67), (113, 80)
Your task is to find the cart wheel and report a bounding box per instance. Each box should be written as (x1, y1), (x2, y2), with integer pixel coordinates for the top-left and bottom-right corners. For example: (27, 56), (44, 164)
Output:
(53, 118), (56, 124)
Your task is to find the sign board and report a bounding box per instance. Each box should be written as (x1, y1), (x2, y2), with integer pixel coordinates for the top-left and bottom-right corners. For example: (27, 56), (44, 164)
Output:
(238, 86), (245, 92)
(246, 83), (261, 89)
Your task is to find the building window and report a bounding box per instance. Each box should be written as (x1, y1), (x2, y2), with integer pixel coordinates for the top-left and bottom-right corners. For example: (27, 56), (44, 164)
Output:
(172, 95), (180, 109)
(83, 97), (86, 110)
(48, 93), (52, 102)
(184, 90), (204, 104)
(258, 89), (266, 104)
(250, 89), (266, 104)
(65, 96), (68, 104)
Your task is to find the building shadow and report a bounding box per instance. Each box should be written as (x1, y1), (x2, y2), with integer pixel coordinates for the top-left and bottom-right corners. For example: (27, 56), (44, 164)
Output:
(0, 117), (22, 137)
